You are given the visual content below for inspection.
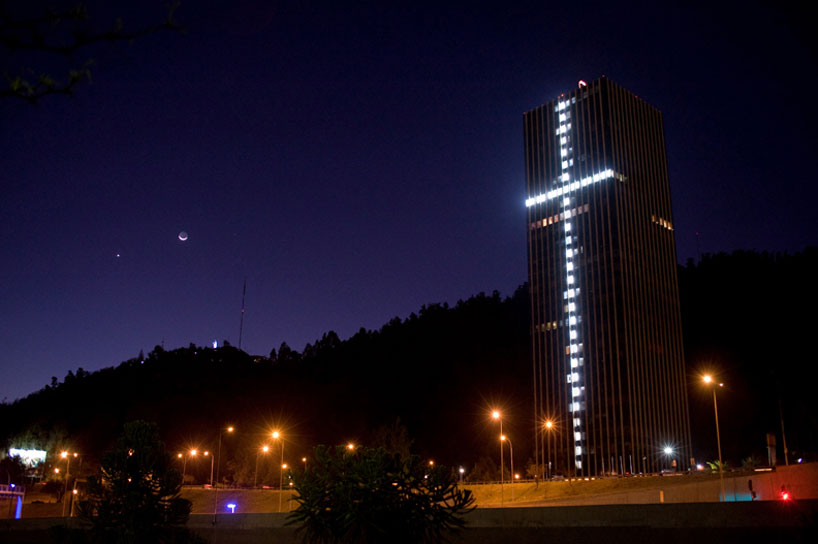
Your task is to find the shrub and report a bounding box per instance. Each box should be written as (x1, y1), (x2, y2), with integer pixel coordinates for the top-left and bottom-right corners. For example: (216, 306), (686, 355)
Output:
(289, 445), (475, 543)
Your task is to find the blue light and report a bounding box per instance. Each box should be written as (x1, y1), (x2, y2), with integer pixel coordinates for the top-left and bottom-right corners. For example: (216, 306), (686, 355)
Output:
(226, 503), (236, 514)
(9, 483), (15, 488)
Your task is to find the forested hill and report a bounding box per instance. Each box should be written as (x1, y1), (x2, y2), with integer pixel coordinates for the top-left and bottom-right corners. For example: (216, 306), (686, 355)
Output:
(2, 248), (817, 477)
(0, 287), (532, 473)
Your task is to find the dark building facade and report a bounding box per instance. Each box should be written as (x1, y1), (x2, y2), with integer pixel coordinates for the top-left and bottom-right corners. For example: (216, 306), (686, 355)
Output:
(524, 77), (691, 476)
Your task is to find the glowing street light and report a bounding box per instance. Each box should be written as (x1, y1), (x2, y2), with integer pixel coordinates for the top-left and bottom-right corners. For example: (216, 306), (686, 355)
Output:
(59, 451), (78, 517)
(272, 430), (285, 512)
(179, 449), (199, 483)
(543, 419), (555, 479)
(703, 374), (726, 502)
(213, 425), (235, 523)
(302, 457), (307, 472)
(491, 410), (505, 507)
(500, 434), (515, 501)
(346, 443), (355, 451)
(458, 467), (465, 483)
(255, 445), (270, 488)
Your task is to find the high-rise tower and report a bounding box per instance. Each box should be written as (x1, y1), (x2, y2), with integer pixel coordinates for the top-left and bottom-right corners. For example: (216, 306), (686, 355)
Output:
(525, 77), (691, 476)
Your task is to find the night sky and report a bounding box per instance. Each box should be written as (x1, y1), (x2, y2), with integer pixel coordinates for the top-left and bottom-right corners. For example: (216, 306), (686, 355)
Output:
(1, 1), (816, 403)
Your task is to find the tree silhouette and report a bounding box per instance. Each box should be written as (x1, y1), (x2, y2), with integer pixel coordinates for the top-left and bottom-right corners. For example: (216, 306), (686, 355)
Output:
(78, 420), (198, 543)
(1, 1), (182, 102)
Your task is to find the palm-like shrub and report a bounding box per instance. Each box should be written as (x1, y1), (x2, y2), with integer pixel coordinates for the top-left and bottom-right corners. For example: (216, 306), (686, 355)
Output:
(289, 445), (475, 543)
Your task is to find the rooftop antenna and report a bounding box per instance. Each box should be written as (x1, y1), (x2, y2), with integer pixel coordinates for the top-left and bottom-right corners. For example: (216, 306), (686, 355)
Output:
(238, 279), (246, 351)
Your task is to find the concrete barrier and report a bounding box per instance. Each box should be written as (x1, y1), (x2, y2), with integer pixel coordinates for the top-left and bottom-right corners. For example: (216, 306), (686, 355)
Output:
(3, 500), (817, 543)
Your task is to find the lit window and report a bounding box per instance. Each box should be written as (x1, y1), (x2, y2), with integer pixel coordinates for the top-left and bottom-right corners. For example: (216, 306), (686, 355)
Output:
(565, 222), (572, 232)
(575, 446), (582, 455)
(567, 275), (574, 284)
(573, 418), (581, 427)
(568, 302), (576, 311)
(566, 262), (574, 271)
(570, 330), (577, 339)
(566, 249), (574, 257)
(562, 160), (568, 169)
(569, 316), (577, 325)
(575, 432), (582, 441)
(570, 345), (578, 353)
(572, 387), (580, 398)
(565, 346), (571, 355)
(563, 196), (570, 206)
(571, 358), (578, 368)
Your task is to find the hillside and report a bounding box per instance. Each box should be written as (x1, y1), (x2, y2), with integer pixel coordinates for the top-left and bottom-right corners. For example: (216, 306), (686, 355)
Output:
(1, 248), (817, 482)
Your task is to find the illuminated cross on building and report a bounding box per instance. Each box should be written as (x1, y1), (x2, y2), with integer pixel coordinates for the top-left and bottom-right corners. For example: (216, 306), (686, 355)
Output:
(524, 98), (624, 471)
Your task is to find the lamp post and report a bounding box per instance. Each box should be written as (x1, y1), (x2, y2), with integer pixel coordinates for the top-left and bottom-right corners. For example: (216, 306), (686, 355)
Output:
(703, 375), (725, 502)
(544, 420), (554, 480)
(180, 449), (198, 484)
(204, 451), (212, 486)
(663, 446), (674, 472)
(272, 431), (284, 512)
(491, 410), (504, 507)
(60, 451), (77, 517)
(302, 457), (307, 472)
(255, 446), (269, 488)
(213, 426), (234, 523)
(501, 435), (515, 501)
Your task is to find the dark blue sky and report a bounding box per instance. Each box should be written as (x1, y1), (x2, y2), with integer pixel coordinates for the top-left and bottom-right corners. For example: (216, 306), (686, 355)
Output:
(2, 1), (816, 402)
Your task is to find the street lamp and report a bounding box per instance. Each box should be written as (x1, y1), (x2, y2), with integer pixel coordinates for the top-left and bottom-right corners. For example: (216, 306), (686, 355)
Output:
(703, 374), (725, 502)
(663, 446), (674, 472)
(491, 410), (504, 507)
(213, 426), (234, 523)
(543, 420), (554, 480)
(302, 457), (307, 472)
(500, 435), (515, 501)
(458, 467), (465, 483)
(272, 430), (284, 512)
(60, 451), (77, 517)
(255, 446), (270, 488)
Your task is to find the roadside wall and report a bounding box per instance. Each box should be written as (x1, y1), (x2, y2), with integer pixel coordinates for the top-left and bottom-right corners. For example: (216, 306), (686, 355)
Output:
(3, 500), (817, 544)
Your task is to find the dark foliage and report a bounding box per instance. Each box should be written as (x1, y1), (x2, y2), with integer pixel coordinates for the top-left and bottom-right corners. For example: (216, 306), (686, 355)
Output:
(76, 421), (198, 544)
(680, 248), (818, 463)
(289, 445), (475, 544)
(1, 2), (183, 102)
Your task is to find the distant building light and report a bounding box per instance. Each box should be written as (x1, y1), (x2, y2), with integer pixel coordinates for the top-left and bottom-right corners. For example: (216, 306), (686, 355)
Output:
(9, 448), (47, 467)
(213, 340), (218, 348)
